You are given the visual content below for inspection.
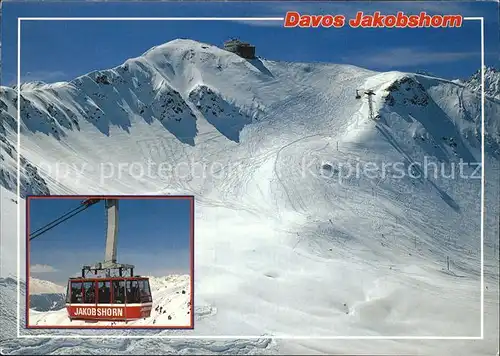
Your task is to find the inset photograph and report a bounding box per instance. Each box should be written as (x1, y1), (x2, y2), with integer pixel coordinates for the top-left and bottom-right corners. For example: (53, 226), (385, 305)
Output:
(26, 195), (194, 329)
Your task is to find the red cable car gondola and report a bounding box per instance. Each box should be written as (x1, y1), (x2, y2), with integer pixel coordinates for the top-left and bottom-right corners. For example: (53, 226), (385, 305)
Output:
(64, 198), (153, 323)
(65, 275), (152, 322)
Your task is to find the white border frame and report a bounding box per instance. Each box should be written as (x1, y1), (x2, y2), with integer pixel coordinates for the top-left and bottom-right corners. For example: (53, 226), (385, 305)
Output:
(16, 16), (485, 340)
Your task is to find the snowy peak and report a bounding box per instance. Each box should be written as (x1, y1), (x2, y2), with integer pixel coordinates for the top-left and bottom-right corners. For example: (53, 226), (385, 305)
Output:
(29, 287), (67, 312)
(1, 38), (499, 199)
(1, 39), (273, 146)
(0, 39), (279, 196)
(461, 66), (500, 99)
(141, 38), (248, 71)
(377, 72), (500, 158)
(383, 75), (430, 107)
(69, 61), (200, 144)
(27, 278), (66, 314)
(29, 277), (65, 295)
(148, 274), (190, 289)
(188, 84), (259, 142)
(141, 38), (227, 62)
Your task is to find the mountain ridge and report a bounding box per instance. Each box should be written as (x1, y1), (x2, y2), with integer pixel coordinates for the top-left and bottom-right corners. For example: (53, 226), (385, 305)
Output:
(1, 39), (498, 199)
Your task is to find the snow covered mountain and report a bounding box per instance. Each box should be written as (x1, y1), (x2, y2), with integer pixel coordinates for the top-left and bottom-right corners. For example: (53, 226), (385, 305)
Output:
(457, 66), (500, 100)
(29, 277), (65, 295)
(0, 39), (499, 355)
(1, 39), (499, 199)
(28, 278), (66, 312)
(0, 277), (25, 341)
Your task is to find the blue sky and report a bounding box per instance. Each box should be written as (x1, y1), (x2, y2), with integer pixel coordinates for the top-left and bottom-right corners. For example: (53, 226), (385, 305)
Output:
(28, 197), (192, 285)
(1, 1), (499, 86)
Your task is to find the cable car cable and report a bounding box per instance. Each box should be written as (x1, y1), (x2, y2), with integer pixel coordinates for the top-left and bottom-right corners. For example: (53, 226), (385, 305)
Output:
(29, 204), (87, 236)
(29, 206), (87, 241)
(30, 199), (101, 236)
(29, 200), (101, 241)
(29, 203), (88, 236)
(29, 205), (89, 241)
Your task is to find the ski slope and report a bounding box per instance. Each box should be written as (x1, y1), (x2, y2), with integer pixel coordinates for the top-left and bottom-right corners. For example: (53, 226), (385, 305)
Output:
(0, 39), (499, 355)
(29, 275), (192, 327)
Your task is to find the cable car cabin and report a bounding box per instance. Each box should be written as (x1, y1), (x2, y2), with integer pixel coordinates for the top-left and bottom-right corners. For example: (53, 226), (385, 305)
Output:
(65, 277), (153, 322)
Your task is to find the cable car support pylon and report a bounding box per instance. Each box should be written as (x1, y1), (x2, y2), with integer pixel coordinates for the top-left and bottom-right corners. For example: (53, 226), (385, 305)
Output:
(82, 199), (135, 278)
(355, 88), (380, 121)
